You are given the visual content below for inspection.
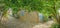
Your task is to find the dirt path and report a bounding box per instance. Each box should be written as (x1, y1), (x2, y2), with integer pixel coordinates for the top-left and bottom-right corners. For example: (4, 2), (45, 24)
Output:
(0, 16), (33, 28)
(0, 15), (54, 28)
(33, 20), (54, 28)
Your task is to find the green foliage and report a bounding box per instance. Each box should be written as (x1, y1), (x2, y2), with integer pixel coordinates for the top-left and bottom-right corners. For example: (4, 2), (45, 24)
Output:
(51, 23), (60, 28)
(0, 0), (58, 16)
(1, 0), (60, 27)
